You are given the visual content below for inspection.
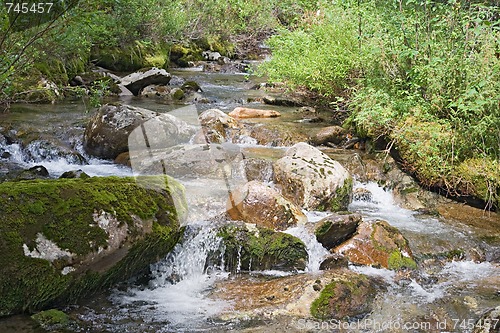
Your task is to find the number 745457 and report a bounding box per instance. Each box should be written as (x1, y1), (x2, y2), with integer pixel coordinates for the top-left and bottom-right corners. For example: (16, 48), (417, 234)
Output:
(5, 2), (53, 14)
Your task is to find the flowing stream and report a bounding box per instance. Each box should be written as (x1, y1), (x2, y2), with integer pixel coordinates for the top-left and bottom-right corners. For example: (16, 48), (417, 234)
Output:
(0, 68), (498, 333)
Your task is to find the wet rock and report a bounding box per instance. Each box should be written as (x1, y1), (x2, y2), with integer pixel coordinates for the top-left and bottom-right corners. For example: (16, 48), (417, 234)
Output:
(248, 123), (309, 147)
(170, 87), (185, 100)
(319, 253), (349, 270)
(312, 126), (347, 146)
(114, 152), (131, 166)
(229, 107), (281, 119)
(227, 180), (307, 231)
(140, 84), (171, 98)
(215, 222), (308, 272)
(59, 169), (90, 179)
(473, 306), (500, 333)
(273, 142), (353, 211)
(334, 220), (417, 270)
(31, 309), (69, 331)
(198, 108), (241, 144)
(202, 51), (222, 61)
(315, 213), (362, 250)
(120, 67), (171, 95)
(244, 158), (274, 182)
(25, 140), (86, 165)
(219, 62), (249, 73)
(310, 272), (382, 320)
(352, 187), (373, 202)
(181, 81), (202, 93)
(131, 143), (244, 179)
(84, 103), (194, 160)
(0, 176), (185, 316)
(263, 95), (303, 107)
(16, 165), (50, 180)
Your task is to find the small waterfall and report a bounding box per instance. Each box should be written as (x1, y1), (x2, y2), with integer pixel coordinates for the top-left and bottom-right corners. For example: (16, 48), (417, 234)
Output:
(285, 225), (329, 273)
(0, 137), (132, 177)
(113, 223), (230, 329)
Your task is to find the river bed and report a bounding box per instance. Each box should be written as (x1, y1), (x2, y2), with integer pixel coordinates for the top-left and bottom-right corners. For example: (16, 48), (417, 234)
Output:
(0, 67), (499, 333)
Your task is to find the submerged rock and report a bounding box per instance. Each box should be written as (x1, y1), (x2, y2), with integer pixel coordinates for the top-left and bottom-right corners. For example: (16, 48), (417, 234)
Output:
(314, 213), (362, 250)
(215, 223), (308, 272)
(273, 142), (353, 211)
(248, 123), (309, 147)
(334, 220), (417, 270)
(227, 180), (307, 231)
(0, 176), (185, 316)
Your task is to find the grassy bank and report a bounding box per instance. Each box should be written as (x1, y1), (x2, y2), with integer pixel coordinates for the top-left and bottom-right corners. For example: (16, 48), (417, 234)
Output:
(260, 0), (500, 209)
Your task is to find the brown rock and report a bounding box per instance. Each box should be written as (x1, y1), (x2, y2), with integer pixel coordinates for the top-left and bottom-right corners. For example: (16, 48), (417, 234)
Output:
(114, 152), (131, 166)
(319, 253), (349, 270)
(313, 126), (347, 146)
(227, 180), (307, 231)
(229, 107), (281, 119)
(315, 213), (362, 250)
(334, 220), (416, 270)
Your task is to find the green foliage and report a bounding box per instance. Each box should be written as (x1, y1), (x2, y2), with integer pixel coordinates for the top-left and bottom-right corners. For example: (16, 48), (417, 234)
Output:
(260, 0), (500, 208)
(260, 4), (364, 96)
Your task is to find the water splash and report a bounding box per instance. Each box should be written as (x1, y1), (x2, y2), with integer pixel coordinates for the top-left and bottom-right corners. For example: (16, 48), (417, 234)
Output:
(112, 223), (230, 329)
(285, 226), (329, 272)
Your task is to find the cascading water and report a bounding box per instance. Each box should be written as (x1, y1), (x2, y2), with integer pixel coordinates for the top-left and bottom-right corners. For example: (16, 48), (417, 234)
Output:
(88, 222), (232, 332)
(347, 181), (500, 332)
(285, 225), (330, 273)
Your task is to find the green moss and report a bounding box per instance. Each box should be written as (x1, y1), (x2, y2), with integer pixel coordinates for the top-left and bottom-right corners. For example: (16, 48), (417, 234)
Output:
(311, 280), (338, 320)
(92, 40), (170, 72)
(31, 309), (69, 329)
(315, 221), (332, 238)
(311, 274), (376, 320)
(388, 250), (417, 270)
(319, 177), (353, 212)
(0, 176), (183, 316)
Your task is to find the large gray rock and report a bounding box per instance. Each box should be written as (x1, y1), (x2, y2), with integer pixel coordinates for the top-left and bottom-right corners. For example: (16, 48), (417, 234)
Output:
(273, 142), (353, 211)
(84, 103), (194, 160)
(227, 180), (307, 231)
(315, 213), (362, 250)
(120, 67), (171, 95)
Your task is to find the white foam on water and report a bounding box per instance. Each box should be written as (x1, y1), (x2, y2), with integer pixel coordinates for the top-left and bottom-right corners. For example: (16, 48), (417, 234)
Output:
(349, 181), (454, 235)
(111, 223), (231, 329)
(285, 225), (329, 273)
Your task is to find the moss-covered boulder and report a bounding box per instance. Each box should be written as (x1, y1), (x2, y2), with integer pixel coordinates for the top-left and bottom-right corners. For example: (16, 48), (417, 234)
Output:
(31, 309), (69, 330)
(215, 223), (308, 272)
(273, 142), (353, 211)
(310, 272), (382, 320)
(91, 40), (170, 72)
(0, 176), (185, 316)
(334, 220), (417, 270)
